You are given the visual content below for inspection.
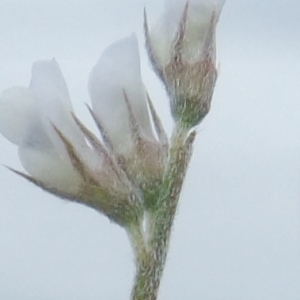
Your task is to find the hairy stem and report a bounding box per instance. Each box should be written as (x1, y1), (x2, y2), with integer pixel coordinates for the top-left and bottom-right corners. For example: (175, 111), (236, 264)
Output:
(131, 126), (196, 300)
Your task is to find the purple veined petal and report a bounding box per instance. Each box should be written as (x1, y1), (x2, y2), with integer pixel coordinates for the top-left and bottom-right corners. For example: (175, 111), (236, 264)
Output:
(0, 87), (35, 145)
(29, 59), (88, 160)
(89, 34), (154, 155)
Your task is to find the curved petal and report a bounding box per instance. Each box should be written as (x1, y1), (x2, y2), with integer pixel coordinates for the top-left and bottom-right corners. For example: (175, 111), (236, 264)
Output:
(89, 34), (154, 154)
(0, 87), (35, 145)
(0, 80), (81, 191)
(29, 59), (86, 159)
(30, 58), (71, 110)
(0, 60), (100, 195)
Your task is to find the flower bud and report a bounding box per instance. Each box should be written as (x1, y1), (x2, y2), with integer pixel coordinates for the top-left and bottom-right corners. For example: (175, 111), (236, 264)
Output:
(145, 0), (225, 128)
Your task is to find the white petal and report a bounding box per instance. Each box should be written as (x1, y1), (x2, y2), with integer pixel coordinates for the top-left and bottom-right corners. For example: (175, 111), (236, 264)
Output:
(0, 87), (35, 145)
(151, 0), (225, 63)
(149, 17), (173, 66)
(19, 144), (82, 194)
(165, 0), (225, 20)
(89, 34), (154, 154)
(30, 58), (71, 110)
(15, 93), (93, 193)
(16, 106), (82, 193)
(29, 59), (86, 159)
(0, 82), (78, 189)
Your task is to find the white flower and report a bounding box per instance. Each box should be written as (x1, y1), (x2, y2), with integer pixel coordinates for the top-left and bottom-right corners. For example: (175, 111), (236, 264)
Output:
(145, 0), (225, 128)
(0, 58), (144, 226)
(0, 35), (168, 225)
(89, 34), (168, 188)
(0, 60), (85, 194)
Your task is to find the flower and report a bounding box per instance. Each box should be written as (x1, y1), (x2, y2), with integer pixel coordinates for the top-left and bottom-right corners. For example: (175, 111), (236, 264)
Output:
(88, 34), (168, 190)
(0, 34), (168, 226)
(0, 60), (86, 194)
(145, 0), (225, 128)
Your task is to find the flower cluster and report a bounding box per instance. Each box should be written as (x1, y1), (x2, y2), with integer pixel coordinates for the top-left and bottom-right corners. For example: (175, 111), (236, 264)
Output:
(0, 1), (225, 298)
(0, 35), (168, 227)
(0, 0), (224, 230)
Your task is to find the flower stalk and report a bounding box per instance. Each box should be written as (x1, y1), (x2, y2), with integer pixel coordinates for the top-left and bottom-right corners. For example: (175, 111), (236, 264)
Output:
(130, 126), (196, 300)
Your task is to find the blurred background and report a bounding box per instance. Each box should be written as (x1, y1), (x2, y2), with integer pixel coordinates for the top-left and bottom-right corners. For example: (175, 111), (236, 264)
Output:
(0, 0), (299, 299)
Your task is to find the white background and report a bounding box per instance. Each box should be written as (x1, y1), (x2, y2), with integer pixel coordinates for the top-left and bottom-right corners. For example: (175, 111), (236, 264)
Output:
(0, 0), (299, 299)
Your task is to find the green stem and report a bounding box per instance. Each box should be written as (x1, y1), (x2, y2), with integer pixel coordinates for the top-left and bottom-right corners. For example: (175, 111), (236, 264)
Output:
(131, 126), (196, 300)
